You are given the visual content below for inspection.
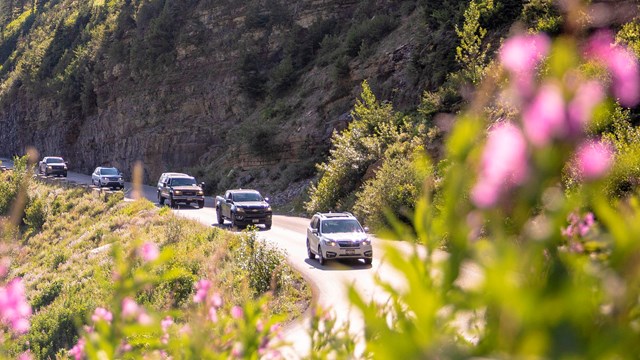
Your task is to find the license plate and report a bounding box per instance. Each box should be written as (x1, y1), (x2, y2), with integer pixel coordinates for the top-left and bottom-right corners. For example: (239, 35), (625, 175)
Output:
(345, 249), (355, 255)
(252, 219), (259, 223)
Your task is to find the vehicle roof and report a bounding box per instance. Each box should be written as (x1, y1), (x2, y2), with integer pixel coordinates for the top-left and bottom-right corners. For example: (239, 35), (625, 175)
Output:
(227, 189), (260, 193)
(96, 166), (118, 170)
(43, 156), (64, 160)
(161, 172), (191, 178)
(314, 212), (356, 219)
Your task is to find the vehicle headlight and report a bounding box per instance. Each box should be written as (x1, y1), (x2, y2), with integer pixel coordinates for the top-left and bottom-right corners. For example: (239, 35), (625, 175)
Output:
(63, 165), (67, 169)
(174, 190), (182, 196)
(47, 166), (52, 169)
(266, 206), (272, 212)
(324, 239), (337, 247)
(236, 207), (245, 213)
(102, 176), (109, 180)
(197, 190), (204, 196)
(361, 238), (371, 246)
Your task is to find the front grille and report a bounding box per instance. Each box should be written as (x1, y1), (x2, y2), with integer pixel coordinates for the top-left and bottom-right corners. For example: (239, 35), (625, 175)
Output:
(338, 241), (360, 248)
(182, 191), (197, 196)
(51, 165), (65, 170)
(109, 177), (120, 181)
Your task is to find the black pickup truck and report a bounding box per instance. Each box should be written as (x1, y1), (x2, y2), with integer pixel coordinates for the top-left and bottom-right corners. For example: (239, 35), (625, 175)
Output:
(215, 189), (272, 229)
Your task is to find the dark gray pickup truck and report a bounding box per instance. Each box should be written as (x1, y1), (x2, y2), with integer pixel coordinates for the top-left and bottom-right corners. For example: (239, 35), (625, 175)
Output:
(215, 189), (272, 229)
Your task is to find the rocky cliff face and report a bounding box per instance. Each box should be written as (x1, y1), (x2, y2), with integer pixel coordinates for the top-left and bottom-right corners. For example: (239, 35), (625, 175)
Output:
(0, 0), (432, 194)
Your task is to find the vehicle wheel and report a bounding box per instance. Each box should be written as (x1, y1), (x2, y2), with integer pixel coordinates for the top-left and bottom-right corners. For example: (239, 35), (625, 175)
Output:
(169, 196), (176, 208)
(307, 239), (316, 260)
(318, 246), (325, 266)
(364, 258), (372, 265)
(216, 208), (223, 225)
(158, 192), (165, 206)
(265, 221), (272, 230)
(198, 200), (205, 209)
(63, 173), (67, 178)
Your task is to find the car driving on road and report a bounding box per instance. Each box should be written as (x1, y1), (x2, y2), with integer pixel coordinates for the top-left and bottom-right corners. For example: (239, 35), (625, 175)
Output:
(38, 156), (68, 177)
(215, 189), (272, 229)
(157, 172), (205, 208)
(92, 167), (125, 190)
(306, 212), (372, 266)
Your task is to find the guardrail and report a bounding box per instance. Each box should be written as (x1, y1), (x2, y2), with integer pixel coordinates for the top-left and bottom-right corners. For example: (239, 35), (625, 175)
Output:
(33, 174), (124, 203)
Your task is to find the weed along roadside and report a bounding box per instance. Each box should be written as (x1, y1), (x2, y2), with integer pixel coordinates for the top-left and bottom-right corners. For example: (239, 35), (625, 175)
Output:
(0, 161), (311, 359)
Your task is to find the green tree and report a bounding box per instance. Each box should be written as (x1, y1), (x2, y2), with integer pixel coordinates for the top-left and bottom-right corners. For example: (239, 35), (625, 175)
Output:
(455, 0), (493, 85)
(306, 81), (396, 213)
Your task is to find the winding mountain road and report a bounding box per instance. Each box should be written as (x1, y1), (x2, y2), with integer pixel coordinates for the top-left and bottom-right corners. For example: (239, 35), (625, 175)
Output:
(1, 157), (420, 358)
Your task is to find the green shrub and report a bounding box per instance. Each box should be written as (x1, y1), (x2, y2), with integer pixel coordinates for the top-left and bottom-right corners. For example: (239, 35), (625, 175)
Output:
(353, 148), (430, 231)
(235, 230), (286, 295)
(345, 15), (397, 57)
(24, 195), (46, 232)
(31, 281), (64, 312)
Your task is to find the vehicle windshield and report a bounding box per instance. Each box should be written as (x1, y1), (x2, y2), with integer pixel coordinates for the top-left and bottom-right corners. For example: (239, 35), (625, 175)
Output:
(233, 192), (263, 202)
(101, 168), (119, 175)
(46, 157), (64, 164)
(321, 219), (364, 234)
(171, 177), (197, 186)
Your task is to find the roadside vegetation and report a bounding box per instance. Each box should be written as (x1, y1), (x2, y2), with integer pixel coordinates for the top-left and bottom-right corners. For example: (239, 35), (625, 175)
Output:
(0, 158), (309, 359)
(307, 0), (640, 358)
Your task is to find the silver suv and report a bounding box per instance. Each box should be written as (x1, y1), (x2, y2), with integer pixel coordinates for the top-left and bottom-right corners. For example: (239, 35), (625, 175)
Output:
(306, 212), (372, 266)
(157, 172), (205, 208)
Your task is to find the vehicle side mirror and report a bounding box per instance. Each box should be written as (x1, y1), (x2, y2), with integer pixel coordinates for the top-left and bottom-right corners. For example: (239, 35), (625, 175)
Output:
(364, 226), (370, 233)
(200, 182), (205, 187)
(312, 229), (319, 235)
(264, 197), (270, 203)
(226, 198), (232, 204)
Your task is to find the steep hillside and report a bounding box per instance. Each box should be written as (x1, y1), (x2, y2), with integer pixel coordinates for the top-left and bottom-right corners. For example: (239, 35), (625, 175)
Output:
(0, 0), (523, 201)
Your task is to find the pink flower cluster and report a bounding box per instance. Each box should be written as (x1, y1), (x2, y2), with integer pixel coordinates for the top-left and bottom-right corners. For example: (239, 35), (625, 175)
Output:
(586, 31), (640, 107)
(68, 338), (85, 360)
(0, 278), (32, 334)
(562, 212), (595, 238)
(471, 31), (632, 208)
(91, 307), (113, 324)
(193, 279), (223, 323)
(122, 297), (152, 325)
(138, 242), (160, 262)
(161, 316), (173, 345)
(472, 122), (529, 208)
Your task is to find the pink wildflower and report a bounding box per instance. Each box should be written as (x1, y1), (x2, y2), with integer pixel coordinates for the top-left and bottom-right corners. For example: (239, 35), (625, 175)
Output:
(231, 342), (244, 358)
(18, 351), (33, 360)
(586, 31), (640, 107)
(68, 337), (86, 360)
(161, 316), (173, 331)
(138, 242), (159, 262)
(210, 292), (222, 308)
(91, 307), (113, 324)
(208, 306), (218, 323)
(523, 83), (566, 146)
(231, 305), (244, 319)
(575, 140), (614, 180)
(193, 279), (211, 304)
(568, 81), (605, 134)
(0, 278), (32, 334)
(137, 312), (153, 325)
(121, 297), (140, 318)
(500, 33), (550, 94)
(472, 122), (529, 208)
(161, 316), (173, 345)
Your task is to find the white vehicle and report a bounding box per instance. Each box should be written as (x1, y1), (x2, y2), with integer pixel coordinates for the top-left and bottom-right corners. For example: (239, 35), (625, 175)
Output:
(38, 156), (68, 177)
(92, 167), (124, 190)
(156, 172), (205, 208)
(306, 212), (372, 266)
